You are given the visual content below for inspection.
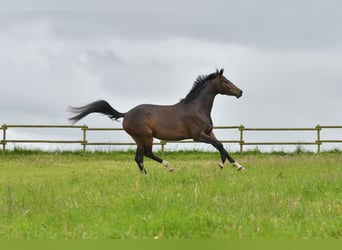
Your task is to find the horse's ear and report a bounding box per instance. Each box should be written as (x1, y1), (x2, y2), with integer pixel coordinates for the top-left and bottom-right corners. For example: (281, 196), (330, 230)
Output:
(219, 68), (224, 75)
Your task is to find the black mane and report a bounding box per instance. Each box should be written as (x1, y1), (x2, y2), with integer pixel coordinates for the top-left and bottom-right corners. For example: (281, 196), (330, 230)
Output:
(180, 72), (217, 104)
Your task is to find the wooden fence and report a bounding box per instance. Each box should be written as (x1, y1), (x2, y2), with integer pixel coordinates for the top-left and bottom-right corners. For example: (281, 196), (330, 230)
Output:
(1, 124), (342, 156)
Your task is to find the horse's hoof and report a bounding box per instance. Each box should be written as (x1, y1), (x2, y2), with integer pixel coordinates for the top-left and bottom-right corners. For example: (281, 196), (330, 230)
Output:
(168, 167), (174, 172)
(232, 161), (245, 171)
(237, 166), (245, 171)
(217, 162), (224, 169)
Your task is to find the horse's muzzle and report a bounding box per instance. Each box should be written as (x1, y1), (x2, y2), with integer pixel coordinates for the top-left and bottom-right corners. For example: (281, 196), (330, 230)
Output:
(236, 90), (243, 98)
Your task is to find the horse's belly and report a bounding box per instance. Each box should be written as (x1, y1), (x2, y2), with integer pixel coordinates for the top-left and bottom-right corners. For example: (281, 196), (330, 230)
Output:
(153, 131), (191, 141)
(152, 124), (190, 141)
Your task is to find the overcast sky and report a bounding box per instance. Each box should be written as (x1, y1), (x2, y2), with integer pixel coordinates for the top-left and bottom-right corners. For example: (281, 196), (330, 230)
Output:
(1, 0), (342, 150)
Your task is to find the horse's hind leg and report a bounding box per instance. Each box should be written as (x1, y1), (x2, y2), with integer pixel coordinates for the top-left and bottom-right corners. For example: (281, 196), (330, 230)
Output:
(146, 151), (174, 172)
(143, 138), (174, 172)
(135, 144), (147, 174)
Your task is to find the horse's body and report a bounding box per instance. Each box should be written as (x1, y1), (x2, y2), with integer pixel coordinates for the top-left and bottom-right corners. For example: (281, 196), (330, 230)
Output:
(124, 104), (191, 141)
(69, 69), (245, 173)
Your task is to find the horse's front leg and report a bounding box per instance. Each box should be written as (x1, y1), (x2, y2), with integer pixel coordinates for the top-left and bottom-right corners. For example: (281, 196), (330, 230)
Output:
(197, 132), (245, 171)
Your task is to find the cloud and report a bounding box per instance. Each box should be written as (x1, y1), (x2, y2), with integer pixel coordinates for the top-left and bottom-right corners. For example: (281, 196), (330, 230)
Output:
(1, 13), (342, 124)
(3, 0), (342, 50)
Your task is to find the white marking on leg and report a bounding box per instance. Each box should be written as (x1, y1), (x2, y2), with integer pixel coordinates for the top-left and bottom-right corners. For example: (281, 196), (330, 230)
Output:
(217, 161), (224, 169)
(232, 161), (245, 171)
(162, 160), (174, 172)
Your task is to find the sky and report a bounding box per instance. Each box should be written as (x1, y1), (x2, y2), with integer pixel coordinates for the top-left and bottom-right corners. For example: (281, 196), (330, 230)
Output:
(1, 0), (342, 151)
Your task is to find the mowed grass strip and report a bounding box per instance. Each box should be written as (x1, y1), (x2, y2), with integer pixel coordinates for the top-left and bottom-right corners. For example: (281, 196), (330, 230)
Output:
(0, 150), (341, 239)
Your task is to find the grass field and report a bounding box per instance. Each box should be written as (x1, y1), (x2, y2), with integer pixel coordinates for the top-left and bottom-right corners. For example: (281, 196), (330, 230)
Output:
(0, 150), (341, 239)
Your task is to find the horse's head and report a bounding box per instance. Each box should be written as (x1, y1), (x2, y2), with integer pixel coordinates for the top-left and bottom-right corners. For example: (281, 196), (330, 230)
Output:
(214, 69), (243, 98)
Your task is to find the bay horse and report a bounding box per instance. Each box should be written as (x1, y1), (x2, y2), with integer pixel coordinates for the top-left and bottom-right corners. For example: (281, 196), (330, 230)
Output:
(69, 69), (245, 173)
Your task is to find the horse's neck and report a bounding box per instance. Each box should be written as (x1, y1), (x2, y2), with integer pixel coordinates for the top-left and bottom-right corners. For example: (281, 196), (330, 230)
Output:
(193, 85), (217, 116)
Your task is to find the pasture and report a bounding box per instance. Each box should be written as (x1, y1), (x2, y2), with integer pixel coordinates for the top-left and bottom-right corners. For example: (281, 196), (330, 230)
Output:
(0, 150), (341, 239)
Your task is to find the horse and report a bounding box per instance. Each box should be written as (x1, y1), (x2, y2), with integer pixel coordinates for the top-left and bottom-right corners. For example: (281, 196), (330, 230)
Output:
(69, 68), (245, 173)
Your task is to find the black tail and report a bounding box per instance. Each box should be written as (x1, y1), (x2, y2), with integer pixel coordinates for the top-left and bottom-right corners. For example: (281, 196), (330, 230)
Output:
(69, 100), (125, 124)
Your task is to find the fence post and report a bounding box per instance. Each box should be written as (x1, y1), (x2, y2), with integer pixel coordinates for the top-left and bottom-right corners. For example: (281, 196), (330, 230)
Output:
(1, 124), (7, 156)
(239, 125), (244, 155)
(160, 140), (166, 156)
(82, 125), (88, 152)
(316, 124), (321, 154)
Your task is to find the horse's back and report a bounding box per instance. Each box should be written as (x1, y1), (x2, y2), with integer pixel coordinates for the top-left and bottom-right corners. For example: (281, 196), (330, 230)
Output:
(124, 104), (181, 127)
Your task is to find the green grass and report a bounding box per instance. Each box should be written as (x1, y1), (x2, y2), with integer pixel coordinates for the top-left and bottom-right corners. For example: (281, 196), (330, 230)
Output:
(0, 150), (341, 239)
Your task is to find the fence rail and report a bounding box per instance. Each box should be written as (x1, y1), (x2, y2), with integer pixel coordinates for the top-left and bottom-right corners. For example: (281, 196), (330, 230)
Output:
(1, 124), (342, 155)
